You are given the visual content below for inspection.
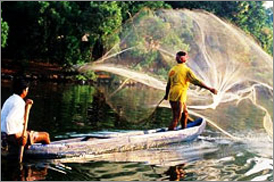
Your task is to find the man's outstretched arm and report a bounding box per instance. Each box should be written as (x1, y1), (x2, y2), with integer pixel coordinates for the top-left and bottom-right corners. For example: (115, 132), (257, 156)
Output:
(188, 70), (218, 95)
(197, 82), (218, 95)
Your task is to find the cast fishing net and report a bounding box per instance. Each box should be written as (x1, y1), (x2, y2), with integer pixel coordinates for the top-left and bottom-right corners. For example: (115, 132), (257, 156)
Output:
(79, 8), (273, 140)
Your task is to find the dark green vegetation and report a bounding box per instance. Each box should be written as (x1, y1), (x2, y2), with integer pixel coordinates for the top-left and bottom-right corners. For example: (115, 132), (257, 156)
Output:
(1, 1), (273, 67)
(167, 1), (273, 56)
(1, 7), (8, 48)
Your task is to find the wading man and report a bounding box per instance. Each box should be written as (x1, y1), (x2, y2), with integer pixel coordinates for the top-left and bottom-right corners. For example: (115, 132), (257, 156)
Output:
(164, 51), (218, 130)
(1, 77), (50, 153)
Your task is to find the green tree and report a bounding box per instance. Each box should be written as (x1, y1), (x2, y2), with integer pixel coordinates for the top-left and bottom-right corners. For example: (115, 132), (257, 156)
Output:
(1, 2), (42, 59)
(166, 1), (273, 56)
(118, 1), (171, 21)
(1, 1), (271, 67)
(86, 1), (123, 60)
(264, 8), (273, 55)
(37, 1), (123, 64)
(1, 9), (9, 48)
(229, 1), (273, 55)
(37, 1), (85, 64)
(1, 1), (123, 65)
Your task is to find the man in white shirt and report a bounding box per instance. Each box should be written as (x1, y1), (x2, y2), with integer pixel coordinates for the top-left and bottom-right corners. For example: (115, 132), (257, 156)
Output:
(1, 77), (50, 150)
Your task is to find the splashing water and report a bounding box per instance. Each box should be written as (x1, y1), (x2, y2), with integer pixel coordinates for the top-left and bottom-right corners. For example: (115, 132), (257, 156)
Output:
(78, 9), (273, 142)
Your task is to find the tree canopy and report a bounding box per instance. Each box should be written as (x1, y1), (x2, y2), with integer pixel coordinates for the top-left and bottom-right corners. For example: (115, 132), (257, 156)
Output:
(1, 1), (272, 66)
(1, 8), (9, 48)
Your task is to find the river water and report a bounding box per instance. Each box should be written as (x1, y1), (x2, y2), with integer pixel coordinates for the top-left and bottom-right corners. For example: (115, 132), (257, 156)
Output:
(1, 80), (273, 181)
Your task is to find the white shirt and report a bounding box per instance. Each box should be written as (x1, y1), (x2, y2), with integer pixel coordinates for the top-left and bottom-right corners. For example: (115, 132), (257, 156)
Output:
(1, 94), (25, 135)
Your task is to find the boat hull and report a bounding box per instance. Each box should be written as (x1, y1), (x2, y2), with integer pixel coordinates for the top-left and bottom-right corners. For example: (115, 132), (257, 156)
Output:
(3, 118), (206, 160)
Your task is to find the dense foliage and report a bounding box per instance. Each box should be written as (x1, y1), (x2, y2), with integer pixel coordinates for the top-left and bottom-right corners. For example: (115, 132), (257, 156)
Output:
(1, 9), (9, 48)
(1, 1), (272, 66)
(166, 1), (273, 55)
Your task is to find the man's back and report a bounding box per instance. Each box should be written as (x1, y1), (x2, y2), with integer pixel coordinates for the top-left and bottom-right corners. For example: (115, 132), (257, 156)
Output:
(168, 64), (191, 90)
(1, 94), (25, 135)
(168, 64), (202, 103)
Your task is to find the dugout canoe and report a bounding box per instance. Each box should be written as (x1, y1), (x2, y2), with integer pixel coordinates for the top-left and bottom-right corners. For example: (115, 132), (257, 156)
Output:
(3, 118), (206, 160)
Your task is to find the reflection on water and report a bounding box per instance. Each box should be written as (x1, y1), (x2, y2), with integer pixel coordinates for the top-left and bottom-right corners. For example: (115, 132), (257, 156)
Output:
(1, 80), (273, 181)
(1, 160), (49, 181)
(162, 164), (186, 181)
(96, 76), (165, 123)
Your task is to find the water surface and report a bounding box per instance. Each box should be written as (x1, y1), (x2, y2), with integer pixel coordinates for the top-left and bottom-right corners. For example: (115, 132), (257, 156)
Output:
(1, 80), (273, 181)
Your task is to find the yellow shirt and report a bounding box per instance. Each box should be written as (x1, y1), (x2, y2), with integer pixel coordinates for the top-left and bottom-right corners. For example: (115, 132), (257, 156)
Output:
(168, 64), (202, 103)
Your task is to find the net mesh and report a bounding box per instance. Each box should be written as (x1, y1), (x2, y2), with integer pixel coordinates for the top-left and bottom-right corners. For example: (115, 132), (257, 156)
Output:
(79, 8), (273, 139)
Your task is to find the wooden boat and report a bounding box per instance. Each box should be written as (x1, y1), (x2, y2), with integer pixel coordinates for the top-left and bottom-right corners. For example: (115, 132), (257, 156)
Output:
(2, 118), (206, 160)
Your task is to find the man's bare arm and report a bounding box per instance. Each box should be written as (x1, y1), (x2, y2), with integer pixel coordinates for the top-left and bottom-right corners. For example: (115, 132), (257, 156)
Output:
(198, 82), (218, 95)
(164, 79), (171, 100)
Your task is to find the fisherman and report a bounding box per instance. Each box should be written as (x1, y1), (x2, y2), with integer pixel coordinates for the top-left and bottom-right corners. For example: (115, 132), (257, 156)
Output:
(1, 77), (50, 152)
(164, 51), (218, 130)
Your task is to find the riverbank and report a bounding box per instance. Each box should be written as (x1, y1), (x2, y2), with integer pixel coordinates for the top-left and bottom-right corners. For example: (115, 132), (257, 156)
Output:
(1, 59), (78, 82)
(1, 59), (136, 86)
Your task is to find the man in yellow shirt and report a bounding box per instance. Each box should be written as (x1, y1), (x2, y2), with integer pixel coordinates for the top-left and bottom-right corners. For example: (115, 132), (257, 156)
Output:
(164, 51), (218, 130)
